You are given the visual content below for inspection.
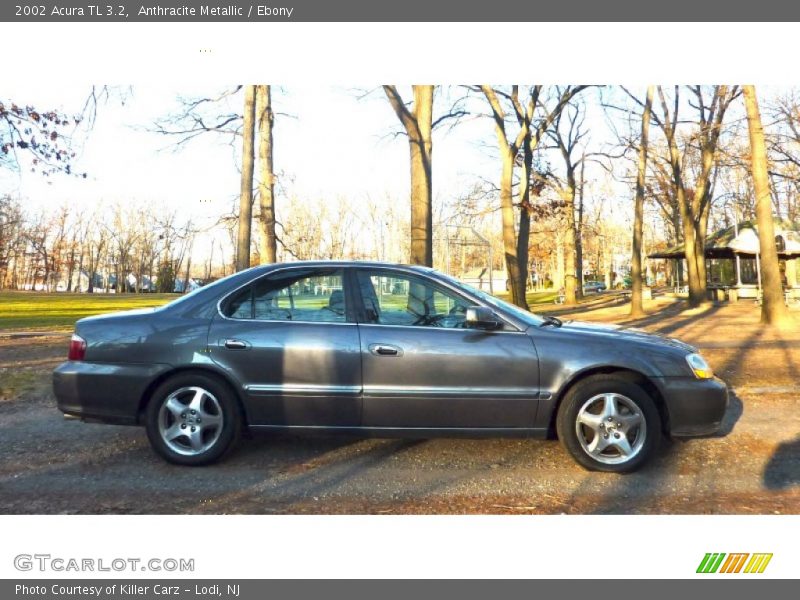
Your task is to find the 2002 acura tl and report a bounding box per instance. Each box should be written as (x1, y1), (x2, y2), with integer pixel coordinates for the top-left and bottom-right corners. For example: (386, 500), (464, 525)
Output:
(53, 261), (729, 473)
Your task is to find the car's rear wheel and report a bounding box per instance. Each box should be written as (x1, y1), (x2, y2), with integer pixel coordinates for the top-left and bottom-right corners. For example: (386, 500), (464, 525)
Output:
(145, 373), (241, 466)
(556, 375), (660, 473)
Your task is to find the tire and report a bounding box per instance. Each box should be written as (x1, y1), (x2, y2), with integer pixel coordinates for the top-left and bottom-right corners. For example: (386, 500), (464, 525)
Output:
(145, 373), (242, 466)
(556, 374), (660, 473)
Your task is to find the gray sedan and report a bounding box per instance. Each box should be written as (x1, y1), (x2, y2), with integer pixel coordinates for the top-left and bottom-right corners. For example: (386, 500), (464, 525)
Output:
(53, 261), (728, 473)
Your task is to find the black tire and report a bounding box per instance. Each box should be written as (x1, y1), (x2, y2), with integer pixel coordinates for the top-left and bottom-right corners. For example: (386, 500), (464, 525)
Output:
(145, 372), (242, 466)
(556, 374), (661, 473)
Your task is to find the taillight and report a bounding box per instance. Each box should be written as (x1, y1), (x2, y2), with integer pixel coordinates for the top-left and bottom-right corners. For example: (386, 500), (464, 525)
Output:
(68, 333), (87, 361)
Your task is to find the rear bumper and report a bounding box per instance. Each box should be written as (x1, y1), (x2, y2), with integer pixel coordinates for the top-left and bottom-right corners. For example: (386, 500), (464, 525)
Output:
(656, 376), (729, 437)
(53, 361), (170, 425)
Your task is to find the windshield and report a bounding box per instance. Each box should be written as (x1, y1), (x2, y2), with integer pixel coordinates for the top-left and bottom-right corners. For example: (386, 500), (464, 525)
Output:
(434, 271), (544, 327)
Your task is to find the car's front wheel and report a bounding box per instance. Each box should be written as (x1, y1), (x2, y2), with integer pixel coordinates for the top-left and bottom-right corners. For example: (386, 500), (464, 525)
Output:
(145, 373), (242, 466)
(556, 375), (660, 473)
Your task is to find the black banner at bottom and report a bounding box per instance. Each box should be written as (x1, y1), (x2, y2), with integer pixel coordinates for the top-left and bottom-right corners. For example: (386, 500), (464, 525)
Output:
(2, 580), (795, 600)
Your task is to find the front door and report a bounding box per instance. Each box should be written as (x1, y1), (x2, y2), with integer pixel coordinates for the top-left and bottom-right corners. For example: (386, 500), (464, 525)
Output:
(354, 268), (540, 429)
(208, 267), (362, 426)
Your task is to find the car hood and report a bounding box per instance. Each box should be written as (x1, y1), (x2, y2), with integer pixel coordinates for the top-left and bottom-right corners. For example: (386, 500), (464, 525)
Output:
(555, 320), (697, 353)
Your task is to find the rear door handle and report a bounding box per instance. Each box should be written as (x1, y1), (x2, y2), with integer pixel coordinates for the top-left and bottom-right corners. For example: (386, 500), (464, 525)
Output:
(369, 343), (402, 357)
(224, 339), (249, 350)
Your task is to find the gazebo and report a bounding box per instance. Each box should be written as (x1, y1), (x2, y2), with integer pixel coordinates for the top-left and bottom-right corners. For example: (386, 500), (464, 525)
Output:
(648, 217), (800, 300)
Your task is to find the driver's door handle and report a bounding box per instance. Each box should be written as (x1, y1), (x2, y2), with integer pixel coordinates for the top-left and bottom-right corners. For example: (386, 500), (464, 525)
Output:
(224, 339), (249, 350)
(369, 343), (403, 357)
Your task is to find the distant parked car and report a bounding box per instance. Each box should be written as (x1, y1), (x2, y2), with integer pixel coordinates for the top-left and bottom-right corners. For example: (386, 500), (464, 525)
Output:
(583, 281), (606, 293)
(54, 261), (727, 473)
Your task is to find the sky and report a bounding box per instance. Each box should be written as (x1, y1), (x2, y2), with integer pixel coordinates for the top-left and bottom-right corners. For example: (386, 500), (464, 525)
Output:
(3, 84), (510, 222)
(7, 84), (775, 267)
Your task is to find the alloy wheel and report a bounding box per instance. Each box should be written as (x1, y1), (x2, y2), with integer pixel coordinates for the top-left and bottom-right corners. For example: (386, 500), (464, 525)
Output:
(574, 392), (646, 465)
(157, 386), (224, 457)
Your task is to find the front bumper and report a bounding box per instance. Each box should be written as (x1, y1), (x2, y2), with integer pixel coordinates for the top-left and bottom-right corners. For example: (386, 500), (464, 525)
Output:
(656, 376), (729, 437)
(53, 361), (170, 425)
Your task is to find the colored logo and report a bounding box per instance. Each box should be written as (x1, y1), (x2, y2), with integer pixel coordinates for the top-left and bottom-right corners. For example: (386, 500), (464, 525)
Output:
(696, 553), (773, 574)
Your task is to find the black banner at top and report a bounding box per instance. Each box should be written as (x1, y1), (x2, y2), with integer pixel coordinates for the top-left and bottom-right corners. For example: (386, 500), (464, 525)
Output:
(2, 0), (797, 22)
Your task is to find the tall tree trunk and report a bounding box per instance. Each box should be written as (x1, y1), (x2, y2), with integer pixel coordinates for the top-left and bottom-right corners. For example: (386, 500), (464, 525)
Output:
(563, 169), (578, 305)
(631, 85), (654, 317)
(576, 155), (586, 300)
(383, 85), (434, 267)
(66, 247), (75, 292)
(256, 85), (277, 264)
(87, 247), (94, 293)
(184, 246), (193, 294)
(411, 85), (433, 267)
(104, 250), (110, 293)
(697, 202), (711, 289)
(75, 250), (84, 292)
(499, 149), (526, 308)
(515, 129), (534, 309)
(236, 85), (257, 271)
(556, 236), (566, 291)
(516, 206), (531, 306)
(682, 218), (705, 304)
(743, 85), (791, 326)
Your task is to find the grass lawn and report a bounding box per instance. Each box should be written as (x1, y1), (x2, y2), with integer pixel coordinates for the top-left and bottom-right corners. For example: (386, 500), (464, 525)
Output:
(0, 291), (177, 331)
(494, 290), (558, 308)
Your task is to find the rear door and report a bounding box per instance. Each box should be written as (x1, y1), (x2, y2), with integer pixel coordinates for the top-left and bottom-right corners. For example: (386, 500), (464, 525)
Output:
(354, 268), (540, 429)
(208, 266), (362, 426)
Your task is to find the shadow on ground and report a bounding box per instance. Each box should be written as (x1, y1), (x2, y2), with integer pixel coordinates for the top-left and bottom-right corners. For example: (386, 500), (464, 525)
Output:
(763, 437), (800, 490)
(717, 390), (744, 438)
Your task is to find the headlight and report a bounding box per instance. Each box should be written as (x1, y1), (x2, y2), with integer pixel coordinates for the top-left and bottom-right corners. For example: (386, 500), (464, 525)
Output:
(686, 353), (713, 379)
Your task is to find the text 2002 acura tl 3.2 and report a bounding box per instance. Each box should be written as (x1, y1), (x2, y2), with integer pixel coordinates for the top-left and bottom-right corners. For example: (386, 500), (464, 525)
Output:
(53, 261), (728, 473)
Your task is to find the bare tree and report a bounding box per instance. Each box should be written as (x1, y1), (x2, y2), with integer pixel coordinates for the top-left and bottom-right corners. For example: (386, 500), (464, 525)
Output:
(743, 86), (791, 327)
(549, 103), (592, 305)
(630, 86), (655, 317)
(236, 85), (257, 271)
(480, 85), (588, 308)
(85, 220), (107, 293)
(152, 87), (243, 146)
(652, 85), (739, 307)
(256, 85), (277, 264)
(1, 98), (94, 177)
(0, 196), (23, 290)
(648, 154), (684, 249)
(383, 85), (434, 266)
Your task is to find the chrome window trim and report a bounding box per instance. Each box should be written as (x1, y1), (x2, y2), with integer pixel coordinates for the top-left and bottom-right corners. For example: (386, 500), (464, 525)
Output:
(363, 385), (538, 396)
(356, 322), (527, 335)
(244, 383), (361, 394)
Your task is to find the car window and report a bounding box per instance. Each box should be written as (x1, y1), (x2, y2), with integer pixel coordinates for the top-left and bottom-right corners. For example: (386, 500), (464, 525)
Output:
(434, 270), (542, 327)
(222, 269), (347, 323)
(356, 271), (469, 328)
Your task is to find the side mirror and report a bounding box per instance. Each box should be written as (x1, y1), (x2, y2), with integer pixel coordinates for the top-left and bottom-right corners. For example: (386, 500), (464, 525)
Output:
(465, 306), (502, 330)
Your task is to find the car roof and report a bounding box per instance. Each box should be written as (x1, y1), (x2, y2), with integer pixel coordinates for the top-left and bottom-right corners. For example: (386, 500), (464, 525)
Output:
(251, 260), (436, 273)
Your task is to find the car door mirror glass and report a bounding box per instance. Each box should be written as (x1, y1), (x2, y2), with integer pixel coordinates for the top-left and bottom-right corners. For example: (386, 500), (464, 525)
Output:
(465, 306), (501, 330)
